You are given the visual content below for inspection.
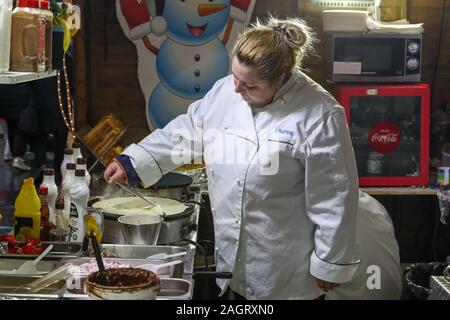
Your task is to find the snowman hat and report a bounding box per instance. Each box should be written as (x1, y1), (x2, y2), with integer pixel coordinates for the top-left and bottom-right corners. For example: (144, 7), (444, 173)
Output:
(230, 0), (254, 23)
(146, 0), (167, 36)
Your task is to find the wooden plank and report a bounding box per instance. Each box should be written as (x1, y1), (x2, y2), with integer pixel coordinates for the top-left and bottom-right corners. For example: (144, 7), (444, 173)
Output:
(94, 46), (138, 66)
(95, 65), (141, 88)
(360, 187), (438, 196)
(73, 0), (89, 130)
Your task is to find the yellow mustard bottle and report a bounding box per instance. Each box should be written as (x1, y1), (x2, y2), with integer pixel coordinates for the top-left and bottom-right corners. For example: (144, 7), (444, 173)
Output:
(14, 178), (41, 241)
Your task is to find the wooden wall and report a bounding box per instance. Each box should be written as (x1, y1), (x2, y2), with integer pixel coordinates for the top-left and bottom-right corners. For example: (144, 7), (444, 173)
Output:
(73, 0), (449, 145)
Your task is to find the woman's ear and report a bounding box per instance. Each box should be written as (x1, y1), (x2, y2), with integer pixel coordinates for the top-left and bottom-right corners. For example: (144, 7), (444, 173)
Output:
(274, 72), (287, 90)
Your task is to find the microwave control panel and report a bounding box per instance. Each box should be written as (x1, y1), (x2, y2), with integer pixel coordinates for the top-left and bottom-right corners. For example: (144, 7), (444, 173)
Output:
(405, 38), (421, 75)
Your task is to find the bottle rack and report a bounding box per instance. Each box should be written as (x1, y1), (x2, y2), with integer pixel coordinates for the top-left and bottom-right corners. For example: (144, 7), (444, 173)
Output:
(76, 124), (128, 172)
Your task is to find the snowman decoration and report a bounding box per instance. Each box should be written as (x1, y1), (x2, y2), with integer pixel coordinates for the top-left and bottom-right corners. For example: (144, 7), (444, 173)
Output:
(116, 0), (256, 130)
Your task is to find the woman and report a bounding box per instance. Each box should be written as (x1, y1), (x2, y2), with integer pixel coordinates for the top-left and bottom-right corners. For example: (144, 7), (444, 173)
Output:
(105, 16), (361, 299)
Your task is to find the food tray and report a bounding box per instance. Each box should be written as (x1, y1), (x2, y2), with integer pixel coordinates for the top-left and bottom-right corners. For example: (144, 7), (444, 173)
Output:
(61, 257), (184, 279)
(0, 274), (67, 299)
(0, 259), (60, 275)
(0, 242), (82, 260)
(95, 244), (188, 260)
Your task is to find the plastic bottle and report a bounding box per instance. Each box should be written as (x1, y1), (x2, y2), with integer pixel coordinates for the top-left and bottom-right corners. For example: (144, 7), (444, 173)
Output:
(49, 199), (68, 241)
(40, 168), (57, 225)
(68, 169), (90, 243)
(72, 142), (82, 161)
(14, 178), (41, 240)
(76, 157), (91, 187)
(39, 0), (52, 71)
(60, 148), (74, 180)
(10, 0), (46, 72)
(62, 162), (76, 227)
(0, 0), (13, 73)
(38, 186), (51, 241)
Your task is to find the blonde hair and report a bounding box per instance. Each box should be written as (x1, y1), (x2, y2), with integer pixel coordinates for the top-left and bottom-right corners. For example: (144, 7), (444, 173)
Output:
(232, 16), (316, 83)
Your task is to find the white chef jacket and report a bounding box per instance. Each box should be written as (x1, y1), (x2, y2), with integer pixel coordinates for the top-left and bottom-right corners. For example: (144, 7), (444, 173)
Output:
(326, 191), (402, 300)
(122, 72), (360, 299)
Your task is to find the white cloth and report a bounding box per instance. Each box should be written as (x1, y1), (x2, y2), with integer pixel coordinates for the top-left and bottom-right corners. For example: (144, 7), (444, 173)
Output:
(122, 72), (360, 299)
(326, 191), (402, 300)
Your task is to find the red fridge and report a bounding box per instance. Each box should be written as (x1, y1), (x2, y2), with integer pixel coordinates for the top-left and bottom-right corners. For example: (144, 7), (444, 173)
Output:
(330, 83), (430, 186)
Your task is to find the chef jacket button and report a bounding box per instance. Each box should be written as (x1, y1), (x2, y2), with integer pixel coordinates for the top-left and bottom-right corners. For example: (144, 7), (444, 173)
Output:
(194, 69), (200, 77)
(194, 84), (201, 92)
(236, 179), (242, 186)
(235, 218), (239, 224)
(195, 54), (201, 62)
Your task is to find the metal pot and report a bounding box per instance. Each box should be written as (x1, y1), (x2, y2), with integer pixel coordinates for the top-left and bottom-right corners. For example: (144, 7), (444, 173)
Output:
(130, 172), (193, 201)
(88, 197), (195, 245)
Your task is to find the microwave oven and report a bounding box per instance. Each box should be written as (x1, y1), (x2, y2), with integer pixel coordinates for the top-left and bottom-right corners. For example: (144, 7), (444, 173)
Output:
(330, 83), (430, 186)
(327, 32), (422, 83)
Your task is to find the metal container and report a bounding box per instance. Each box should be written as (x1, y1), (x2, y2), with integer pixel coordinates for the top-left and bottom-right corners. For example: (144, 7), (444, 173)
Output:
(0, 259), (60, 275)
(118, 214), (162, 245)
(0, 274), (67, 299)
(98, 244), (188, 260)
(133, 172), (193, 200)
(89, 198), (195, 245)
(0, 242), (82, 260)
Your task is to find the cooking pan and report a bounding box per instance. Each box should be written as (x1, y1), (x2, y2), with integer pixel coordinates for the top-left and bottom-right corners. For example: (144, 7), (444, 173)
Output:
(88, 197), (195, 245)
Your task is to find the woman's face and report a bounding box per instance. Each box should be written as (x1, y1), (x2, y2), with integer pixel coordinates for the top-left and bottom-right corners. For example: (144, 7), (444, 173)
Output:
(231, 56), (282, 108)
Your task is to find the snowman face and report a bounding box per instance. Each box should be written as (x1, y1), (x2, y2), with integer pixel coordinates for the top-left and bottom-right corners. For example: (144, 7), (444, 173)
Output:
(163, 0), (231, 45)
(231, 56), (283, 109)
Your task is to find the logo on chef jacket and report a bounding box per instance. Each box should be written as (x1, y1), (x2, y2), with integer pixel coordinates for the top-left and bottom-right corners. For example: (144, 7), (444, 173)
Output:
(368, 122), (401, 153)
(276, 128), (294, 137)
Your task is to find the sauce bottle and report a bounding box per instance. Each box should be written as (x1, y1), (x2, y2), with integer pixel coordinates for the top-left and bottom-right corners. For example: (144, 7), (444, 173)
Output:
(40, 168), (57, 225)
(68, 169), (90, 242)
(62, 162), (76, 228)
(38, 186), (51, 241)
(14, 178), (41, 240)
(60, 148), (74, 180)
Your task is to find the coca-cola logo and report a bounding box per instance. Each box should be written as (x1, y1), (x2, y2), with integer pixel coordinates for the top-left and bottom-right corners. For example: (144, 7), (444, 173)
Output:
(368, 122), (401, 153)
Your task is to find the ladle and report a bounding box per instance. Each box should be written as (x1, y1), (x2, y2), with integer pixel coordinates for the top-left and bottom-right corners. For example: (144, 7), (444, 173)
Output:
(14, 244), (54, 274)
(86, 230), (109, 285)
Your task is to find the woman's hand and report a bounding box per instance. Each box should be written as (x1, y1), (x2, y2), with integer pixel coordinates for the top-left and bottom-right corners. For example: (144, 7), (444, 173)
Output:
(313, 276), (340, 292)
(104, 161), (127, 184)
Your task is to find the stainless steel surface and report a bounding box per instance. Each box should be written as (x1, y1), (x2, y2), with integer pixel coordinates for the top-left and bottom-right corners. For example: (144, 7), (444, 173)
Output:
(93, 196), (195, 245)
(118, 214), (162, 245)
(0, 259), (60, 275)
(428, 276), (450, 300)
(98, 244), (188, 259)
(0, 274), (67, 299)
(158, 278), (192, 300)
(62, 257), (184, 279)
(115, 182), (161, 210)
(0, 242), (82, 260)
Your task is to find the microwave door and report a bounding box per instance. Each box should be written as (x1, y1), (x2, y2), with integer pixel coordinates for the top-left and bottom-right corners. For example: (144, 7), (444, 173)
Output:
(333, 37), (406, 82)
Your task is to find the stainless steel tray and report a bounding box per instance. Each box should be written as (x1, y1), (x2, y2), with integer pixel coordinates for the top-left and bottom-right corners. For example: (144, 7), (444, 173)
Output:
(0, 274), (67, 300)
(0, 242), (82, 260)
(0, 259), (60, 275)
(97, 244), (188, 260)
(61, 257), (184, 279)
(158, 278), (192, 300)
